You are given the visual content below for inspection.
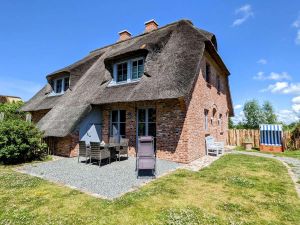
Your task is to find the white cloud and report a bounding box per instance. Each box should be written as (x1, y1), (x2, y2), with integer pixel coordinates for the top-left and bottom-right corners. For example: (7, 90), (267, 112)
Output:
(292, 96), (300, 104)
(257, 59), (267, 65)
(292, 14), (300, 45)
(231, 111), (245, 125)
(232, 4), (254, 27)
(254, 72), (291, 81)
(292, 104), (300, 113)
(262, 82), (300, 94)
(296, 30), (300, 45)
(0, 77), (43, 101)
(276, 109), (299, 124)
(234, 104), (242, 110)
(292, 15), (300, 28)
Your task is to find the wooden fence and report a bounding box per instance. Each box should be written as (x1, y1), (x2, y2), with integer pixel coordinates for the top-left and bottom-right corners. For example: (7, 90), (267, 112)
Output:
(227, 129), (300, 150)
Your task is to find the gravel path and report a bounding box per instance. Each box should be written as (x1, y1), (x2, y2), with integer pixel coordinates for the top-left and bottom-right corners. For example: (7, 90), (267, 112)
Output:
(233, 150), (300, 197)
(18, 157), (181, 199)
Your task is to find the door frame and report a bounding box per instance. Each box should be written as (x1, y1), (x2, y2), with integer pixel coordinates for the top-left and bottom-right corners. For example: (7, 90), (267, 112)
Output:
(136, 107), (156, 150)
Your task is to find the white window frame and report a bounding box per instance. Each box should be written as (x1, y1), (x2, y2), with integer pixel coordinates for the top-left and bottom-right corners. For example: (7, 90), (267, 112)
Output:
(49, 75), (70, 96)
(109, 57), (144, 86)
(109, 110), (126, 138)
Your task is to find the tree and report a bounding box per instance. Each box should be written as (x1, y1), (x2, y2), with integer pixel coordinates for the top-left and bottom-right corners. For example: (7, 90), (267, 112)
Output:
(228, 117), (234, 129)
(243, 100), (263, 129)
(262, 101), (277, 124)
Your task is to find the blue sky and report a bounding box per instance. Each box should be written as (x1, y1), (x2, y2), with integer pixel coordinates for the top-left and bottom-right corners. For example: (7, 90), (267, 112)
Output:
(0, 0), (300, 124)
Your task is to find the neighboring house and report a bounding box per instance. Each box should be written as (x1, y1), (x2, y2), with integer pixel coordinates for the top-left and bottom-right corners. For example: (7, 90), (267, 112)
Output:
(0, 95), (22, 104)
(21, 19), (233, 163)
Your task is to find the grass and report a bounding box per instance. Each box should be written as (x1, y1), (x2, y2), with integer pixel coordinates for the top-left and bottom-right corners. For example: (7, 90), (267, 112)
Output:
(0, 154), (300, 225)
(235, 146), (300, 159)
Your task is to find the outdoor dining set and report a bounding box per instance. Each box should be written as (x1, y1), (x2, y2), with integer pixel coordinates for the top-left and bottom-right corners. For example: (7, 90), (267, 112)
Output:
(78, 137), (129, 166)
(78, 136), (157, 177)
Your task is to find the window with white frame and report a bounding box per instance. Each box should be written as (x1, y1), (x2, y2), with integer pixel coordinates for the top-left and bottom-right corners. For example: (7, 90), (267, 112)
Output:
(110, 110), (126, 139)
(111, 57), (144, 85)
(50, 76), (70, 95)
(204, 109), (209, 131)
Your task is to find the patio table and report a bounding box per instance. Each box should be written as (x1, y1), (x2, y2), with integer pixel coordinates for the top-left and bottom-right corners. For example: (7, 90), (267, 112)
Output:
(101, 143), (126, 161)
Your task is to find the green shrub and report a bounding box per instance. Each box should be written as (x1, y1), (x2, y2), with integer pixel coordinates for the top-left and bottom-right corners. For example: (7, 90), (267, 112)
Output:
(0, 101), (25, 121)
(0, 119), (47, 164)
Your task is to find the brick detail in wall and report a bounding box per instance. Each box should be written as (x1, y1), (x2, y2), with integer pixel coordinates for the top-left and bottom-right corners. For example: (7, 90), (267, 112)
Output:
(54, 132), (79, 157)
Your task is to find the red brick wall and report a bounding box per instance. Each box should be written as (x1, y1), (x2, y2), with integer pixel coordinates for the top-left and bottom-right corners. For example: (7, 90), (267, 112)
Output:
(54, 132), (79, 157)
(182, 51), (230, 161)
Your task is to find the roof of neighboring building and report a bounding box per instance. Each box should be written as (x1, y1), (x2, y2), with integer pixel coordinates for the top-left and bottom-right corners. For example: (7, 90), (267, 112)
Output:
(0, 95), (22, 99)
(21, 19), (233, 137)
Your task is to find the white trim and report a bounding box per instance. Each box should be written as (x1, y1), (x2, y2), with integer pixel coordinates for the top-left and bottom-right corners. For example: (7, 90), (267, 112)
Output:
(48, 75), (70, 96)
(108, 57), (144, 86)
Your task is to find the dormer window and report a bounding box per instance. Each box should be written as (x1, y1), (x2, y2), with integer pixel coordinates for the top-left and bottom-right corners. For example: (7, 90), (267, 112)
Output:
(117, 62), (128, 82)
(49, 76), (70, 96)
(110, 57), (144, 86)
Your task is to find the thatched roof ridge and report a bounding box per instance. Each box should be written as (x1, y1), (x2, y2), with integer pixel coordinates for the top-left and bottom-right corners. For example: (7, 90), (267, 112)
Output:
(22, 19), (233, 137)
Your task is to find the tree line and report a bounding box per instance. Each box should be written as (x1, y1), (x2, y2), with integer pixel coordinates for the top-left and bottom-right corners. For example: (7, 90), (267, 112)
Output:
(229, 100), (294, 130)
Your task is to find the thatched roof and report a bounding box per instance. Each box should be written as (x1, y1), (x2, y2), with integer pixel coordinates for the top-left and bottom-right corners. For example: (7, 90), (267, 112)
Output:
(21, 19), (233, 137)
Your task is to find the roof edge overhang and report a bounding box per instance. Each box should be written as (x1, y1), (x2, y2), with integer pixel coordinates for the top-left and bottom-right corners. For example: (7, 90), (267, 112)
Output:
(204, 41), (230, 76)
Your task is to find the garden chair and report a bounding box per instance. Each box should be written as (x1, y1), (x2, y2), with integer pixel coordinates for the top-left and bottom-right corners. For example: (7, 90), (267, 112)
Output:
(90, 142), (111, 167)
(117, 137), (129, 161)
(205, 136), (224, 156)
(136, 136), (156, 178)
(78, 141), (90, 163)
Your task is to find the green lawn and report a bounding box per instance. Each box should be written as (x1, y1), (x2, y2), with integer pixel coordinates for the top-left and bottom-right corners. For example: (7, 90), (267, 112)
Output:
(235, 146), (300, 159)
(1, 154), (300, 225)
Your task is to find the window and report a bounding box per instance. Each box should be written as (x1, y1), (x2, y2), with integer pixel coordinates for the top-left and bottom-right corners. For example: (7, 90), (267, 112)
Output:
(56, 79), (62, 93)
(132, 59), (144, 80)
(205, 63), (211, 83)
(50, 76), (70, 95)
(110, 110), (126, 140)
(218, 114), (222, 127)
(212, 108), (216, 126)
(111, 57), (144, 85)
(217, 75), (221, 92)
(138, 108), (156, 149)
(204, 109), (209, 131)
(117, 62), (128, 82)
(64, 77), (70, 91)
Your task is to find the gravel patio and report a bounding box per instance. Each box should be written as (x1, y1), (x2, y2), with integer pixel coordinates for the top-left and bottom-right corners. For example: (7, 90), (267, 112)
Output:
(19, 157), (182, 199)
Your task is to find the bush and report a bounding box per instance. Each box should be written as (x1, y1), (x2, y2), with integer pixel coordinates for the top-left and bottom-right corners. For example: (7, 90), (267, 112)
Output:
(289, 122), (300, 150)
(0, 101), (25, 121)
(0, 119), (47, 164)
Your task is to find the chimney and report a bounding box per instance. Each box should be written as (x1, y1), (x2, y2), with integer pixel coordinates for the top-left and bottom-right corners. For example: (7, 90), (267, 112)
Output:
(118, 30), (131, 42)
(144, 19), (158, 33)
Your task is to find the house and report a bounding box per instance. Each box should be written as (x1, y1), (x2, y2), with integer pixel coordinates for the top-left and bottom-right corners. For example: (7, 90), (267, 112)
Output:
(21, 19), (233, 163)
(0, 95), (22, 104)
